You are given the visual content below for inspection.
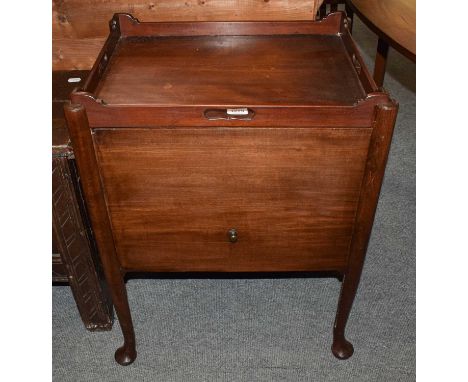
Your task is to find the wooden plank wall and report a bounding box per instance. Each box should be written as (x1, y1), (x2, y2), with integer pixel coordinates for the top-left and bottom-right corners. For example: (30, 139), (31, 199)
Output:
(53, 0), (323, 70)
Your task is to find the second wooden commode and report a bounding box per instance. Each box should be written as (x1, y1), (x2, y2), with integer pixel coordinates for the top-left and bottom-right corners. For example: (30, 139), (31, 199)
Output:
(65, 12), (398, 365)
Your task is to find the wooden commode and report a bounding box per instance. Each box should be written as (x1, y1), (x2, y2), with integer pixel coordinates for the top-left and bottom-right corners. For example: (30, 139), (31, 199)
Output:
(64, 12), (398, 365)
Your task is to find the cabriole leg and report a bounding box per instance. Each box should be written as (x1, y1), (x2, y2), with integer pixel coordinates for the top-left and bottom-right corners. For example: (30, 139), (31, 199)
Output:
(112, 275), (137, 365)
(331, 104), (398, 360)
(331, 272), (360, 359)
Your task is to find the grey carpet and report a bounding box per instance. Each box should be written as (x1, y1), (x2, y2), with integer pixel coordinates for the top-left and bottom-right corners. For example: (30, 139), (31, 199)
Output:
(53, 16), (416, 382)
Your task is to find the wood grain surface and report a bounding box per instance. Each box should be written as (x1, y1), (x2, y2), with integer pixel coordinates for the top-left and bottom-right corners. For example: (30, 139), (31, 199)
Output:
(96, 34), (365, 106)
(63, 15), (398, 363)
(332, 103), (398, 359)
(93, 127), (371, 272)
(53, 0), (323, 70)
(348, 0), (415, 59)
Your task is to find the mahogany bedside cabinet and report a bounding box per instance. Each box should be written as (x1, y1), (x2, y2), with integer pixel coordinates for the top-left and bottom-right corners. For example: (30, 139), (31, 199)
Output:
(64, 12), (398, 365)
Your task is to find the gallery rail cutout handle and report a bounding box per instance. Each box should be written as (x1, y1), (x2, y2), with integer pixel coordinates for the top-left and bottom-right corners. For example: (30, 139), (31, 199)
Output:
(204, 108), (255, 121)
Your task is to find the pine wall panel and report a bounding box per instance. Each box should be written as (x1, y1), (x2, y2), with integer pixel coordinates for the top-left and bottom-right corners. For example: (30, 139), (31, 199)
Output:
(53, 0), (323, 70)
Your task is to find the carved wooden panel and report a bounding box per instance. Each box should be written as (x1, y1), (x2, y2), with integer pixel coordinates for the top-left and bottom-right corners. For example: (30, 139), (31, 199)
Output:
(52, 155), (113, 330)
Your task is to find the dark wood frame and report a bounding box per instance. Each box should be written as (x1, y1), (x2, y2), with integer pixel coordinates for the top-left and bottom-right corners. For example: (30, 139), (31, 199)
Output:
(64, 12), (398, 365)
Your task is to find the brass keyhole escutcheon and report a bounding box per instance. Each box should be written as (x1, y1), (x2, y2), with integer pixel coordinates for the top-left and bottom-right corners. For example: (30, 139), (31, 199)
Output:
(228, 228), (238, 243)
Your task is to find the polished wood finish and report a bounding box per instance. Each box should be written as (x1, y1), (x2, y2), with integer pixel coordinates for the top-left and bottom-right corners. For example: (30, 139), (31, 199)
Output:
(332, 104), (398, 359)
(65, 12), (398, 365)
(347, 0), (415, 86)
(53, 0), (323, 70)
(94, 127), (371, 273)
(64, 104), (136, 365)
(117, 15), (339, 37)
(52, 70), (114, 331)
(348, 0), (415, 59)
(96, 35), (365, 106)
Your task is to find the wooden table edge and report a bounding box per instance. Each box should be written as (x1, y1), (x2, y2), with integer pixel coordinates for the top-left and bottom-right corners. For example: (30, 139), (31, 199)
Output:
(346, 0), (416, 62)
